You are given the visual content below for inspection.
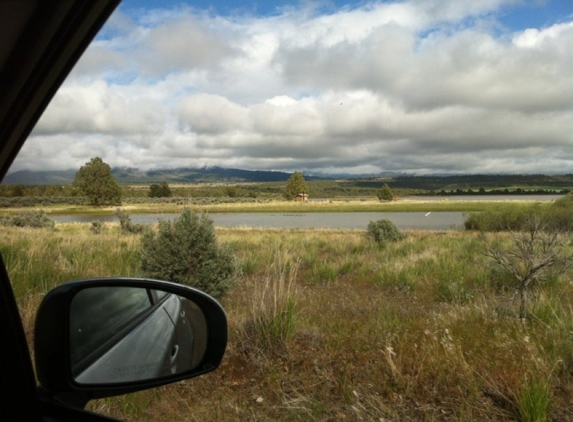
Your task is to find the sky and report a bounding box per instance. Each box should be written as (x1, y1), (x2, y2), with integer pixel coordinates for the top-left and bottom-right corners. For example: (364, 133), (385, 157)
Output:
(12, 0), (573, 176)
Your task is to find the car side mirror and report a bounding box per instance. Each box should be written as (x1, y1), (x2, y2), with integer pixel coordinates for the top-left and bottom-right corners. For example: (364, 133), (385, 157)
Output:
(34, 278), (227, 408)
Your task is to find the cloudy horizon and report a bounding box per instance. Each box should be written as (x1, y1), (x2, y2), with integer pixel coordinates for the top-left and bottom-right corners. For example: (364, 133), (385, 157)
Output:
(10, 0), (573, 176)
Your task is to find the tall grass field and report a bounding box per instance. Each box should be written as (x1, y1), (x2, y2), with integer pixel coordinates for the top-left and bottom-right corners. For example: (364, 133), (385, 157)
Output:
(3, 223), (573, 421)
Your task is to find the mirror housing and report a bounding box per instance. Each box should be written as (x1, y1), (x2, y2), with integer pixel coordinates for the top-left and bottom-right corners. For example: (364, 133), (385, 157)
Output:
(34, 278), (227, 408)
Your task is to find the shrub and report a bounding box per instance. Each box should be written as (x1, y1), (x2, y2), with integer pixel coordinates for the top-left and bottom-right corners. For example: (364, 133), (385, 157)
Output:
(149, 181), (171, 198)
(0, 210), (55, 229)
(0, 196), (86, 208)
(366, 219), (405, 244)
(465, 199), (573, 233)
(140, 208), (240, 299)
(377, 183), (394, 201)
(483, 215), (571, 319)
(553, 192), (573, 208)
(464, 205), (534, 231)
(115, 209), (144, 234)
(548, 194), (573, 232)
(90, 220), (103, 234)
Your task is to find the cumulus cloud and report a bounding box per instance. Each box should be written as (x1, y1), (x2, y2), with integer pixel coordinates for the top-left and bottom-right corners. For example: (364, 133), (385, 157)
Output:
(12, 0), (573, 175)
(35, 80), (164, 135)
(178, 93), (250, 134)
(139, 15), (239, 75)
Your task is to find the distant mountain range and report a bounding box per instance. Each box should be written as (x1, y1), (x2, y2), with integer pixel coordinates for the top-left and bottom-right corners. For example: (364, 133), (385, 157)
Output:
(3, 170), (78, 185)
(3, 167), (327, 185)
(3, 167), (572, 191)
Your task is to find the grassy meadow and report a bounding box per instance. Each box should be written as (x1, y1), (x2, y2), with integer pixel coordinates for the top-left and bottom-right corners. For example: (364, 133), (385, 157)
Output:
(3, 222), (573, 421)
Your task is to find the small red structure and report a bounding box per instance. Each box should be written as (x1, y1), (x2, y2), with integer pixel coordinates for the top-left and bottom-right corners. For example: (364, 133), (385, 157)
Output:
(294, 193), (309, 202)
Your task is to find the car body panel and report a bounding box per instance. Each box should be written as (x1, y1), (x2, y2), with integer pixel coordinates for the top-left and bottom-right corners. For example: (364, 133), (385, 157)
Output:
(73, 292), (194, 384)
(75, 300), (178, 384)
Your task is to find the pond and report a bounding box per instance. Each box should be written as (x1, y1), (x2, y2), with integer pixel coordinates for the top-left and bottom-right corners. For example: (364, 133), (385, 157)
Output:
(52, 212), (467, 231)
(52, 194), (566, 230)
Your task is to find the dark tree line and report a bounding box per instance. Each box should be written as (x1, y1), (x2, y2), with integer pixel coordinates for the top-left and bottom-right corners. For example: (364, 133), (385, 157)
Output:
(429, 188), (570, 196)
(351, 174), (573, 192)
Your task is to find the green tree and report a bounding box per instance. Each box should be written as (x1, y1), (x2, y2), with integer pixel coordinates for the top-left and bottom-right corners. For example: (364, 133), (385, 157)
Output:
(140, 208), (240, 299)
(377, 183), (394, 202)
(149, 181), (172, 198)
(73, 157), (121, 206)
(284, 171), (308, 200)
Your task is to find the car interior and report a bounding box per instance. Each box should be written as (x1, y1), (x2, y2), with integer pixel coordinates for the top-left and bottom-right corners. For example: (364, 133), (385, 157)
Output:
(0, 2), (227, 421)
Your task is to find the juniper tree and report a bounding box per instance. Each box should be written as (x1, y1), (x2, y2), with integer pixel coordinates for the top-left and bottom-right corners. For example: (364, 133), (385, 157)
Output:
(377, 183), (394, 202)
(284, 171), (308, 200)
(73, 157), (121, 206)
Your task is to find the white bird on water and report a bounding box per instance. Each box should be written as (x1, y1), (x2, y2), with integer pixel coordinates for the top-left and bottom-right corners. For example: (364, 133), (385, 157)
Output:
(425, 212), (431, 217)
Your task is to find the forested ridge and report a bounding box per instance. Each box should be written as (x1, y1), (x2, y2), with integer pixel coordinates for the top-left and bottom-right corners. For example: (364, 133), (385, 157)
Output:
(1, 170), (571, 202)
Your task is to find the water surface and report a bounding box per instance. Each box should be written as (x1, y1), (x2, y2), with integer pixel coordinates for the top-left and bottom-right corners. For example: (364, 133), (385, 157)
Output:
(53, 212), (466, 231)
(52, 195), (564, 230)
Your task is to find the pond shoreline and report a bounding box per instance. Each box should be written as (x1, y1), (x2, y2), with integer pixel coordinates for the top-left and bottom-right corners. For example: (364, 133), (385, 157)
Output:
(0, 195), (562, 216)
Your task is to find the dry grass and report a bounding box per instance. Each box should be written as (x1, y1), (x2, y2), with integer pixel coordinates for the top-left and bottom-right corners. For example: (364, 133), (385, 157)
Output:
(2, 224), (573, 421)
(0, 196), (545, 216)
(239, 250), (299, 360)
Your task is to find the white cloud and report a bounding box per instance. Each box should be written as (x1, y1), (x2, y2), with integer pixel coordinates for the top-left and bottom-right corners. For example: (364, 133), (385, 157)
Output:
(178, 94), (249, 134)
(13, 0), (573, 175)
(34, 80), (164, 135)
(513, 21), (573, 48)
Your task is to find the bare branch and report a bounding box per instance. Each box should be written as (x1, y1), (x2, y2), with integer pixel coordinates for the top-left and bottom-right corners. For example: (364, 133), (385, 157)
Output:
(483, 214), (571, 319)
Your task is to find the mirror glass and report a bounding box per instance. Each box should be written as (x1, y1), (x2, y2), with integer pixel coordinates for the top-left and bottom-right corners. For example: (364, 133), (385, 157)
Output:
(69, 286), (207, 384)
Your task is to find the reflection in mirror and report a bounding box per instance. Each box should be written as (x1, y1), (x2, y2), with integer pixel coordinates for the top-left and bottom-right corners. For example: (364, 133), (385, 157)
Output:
(69, 286), (207, 384)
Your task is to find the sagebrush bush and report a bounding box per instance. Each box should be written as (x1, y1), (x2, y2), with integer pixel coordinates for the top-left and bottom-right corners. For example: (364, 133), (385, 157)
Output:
(0, 210), (55, 229)
(140, 208), (240, 298)
(483, 216), (571, 319)
(115, 208), (144, 234)
(0, 196), (85, 208)
(90, 220), (103, 234)
(366, 219), (405, 244)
